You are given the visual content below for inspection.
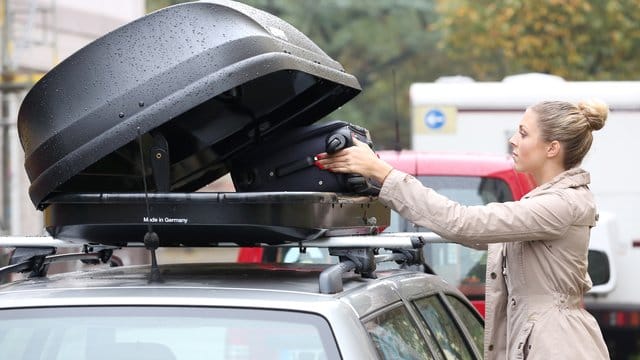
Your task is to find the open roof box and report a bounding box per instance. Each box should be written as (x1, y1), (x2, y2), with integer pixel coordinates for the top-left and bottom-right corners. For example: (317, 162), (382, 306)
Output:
(17, 0), (389, 246)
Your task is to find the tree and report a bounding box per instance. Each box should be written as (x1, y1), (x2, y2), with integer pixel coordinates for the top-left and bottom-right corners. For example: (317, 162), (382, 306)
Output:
(435, 0), (640, 80)
(145, 0), (640, 147)
(146, 0), (446, 149)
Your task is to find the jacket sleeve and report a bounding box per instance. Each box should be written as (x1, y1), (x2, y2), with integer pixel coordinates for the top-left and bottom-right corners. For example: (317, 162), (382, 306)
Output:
(379, 170), (575, 245)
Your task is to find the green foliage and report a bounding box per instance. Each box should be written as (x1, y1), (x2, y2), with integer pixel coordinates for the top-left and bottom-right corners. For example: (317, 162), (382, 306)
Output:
(145, 0), (640, 148)
(146, 0), (185, 12)
(146, 0), (445, 149)
(435, 0), (640, 80)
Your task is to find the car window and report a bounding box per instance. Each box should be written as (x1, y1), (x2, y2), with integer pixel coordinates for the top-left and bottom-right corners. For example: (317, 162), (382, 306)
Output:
(587, 249), (611, 286)
(414, 296), (474, 360)
(0, 306), (340, 360)
(364, 303), (434, 360)
(417, 176), (513, 205)
(445, 295), (484, 353)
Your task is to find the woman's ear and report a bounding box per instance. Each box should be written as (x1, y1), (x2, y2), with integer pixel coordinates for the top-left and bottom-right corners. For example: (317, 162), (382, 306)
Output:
(547, 140), (561, 158)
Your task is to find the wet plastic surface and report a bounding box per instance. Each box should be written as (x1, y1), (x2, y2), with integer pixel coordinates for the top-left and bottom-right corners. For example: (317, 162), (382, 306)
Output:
(18, 1), (360, 209)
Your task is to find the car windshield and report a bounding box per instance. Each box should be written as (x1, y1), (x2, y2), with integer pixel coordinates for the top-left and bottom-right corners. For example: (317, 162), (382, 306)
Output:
(0, 306), (340, 360)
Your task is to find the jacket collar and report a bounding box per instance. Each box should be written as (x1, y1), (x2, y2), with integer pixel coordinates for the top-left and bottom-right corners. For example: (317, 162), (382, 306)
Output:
(526, 168), (590, 197)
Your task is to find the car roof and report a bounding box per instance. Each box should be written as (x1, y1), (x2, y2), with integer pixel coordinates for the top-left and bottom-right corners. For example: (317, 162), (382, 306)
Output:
(0, 262), (455, 315)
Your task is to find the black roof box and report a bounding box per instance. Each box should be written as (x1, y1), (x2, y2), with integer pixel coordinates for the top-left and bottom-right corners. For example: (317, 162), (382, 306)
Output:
(18, 0), (361, 209)
(43, 192), (388, 246)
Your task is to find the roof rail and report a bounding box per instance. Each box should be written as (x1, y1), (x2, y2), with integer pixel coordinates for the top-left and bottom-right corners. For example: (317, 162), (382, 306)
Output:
(0, 232), (448, 250)
(0, 248), (119, 278)
(280, 233), (443, 249)
(0, 237), (121, 278)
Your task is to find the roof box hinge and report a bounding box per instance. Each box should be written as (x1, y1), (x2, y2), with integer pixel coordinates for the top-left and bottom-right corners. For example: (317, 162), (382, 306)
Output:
(149, 131), (170, 192)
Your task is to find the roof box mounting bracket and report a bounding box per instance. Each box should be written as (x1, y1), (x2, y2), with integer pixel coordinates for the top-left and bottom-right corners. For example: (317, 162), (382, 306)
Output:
(329, 248), (377, 278)
(319, 248), (376, 294)
(386, 248), (425, 266)
(149, 131), (171, 192)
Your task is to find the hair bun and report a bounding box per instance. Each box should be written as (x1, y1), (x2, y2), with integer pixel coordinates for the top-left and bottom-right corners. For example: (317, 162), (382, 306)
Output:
(578, 99), (608, 131)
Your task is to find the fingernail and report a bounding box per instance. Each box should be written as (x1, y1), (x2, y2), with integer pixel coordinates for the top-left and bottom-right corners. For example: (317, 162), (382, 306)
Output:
(314, 161), (324, 169)
(315, 153), (326, 159)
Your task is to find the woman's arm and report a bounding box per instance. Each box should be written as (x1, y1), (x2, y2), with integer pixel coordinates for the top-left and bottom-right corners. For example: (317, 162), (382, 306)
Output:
(317, 138), (576, 246)
(380, 170), (576, 245)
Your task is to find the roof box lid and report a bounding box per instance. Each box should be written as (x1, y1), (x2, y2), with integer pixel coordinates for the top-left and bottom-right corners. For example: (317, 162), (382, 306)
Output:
(18, 0), (361, 209)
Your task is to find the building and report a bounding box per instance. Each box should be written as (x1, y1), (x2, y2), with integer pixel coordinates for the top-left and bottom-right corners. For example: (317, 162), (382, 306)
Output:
(0, 0), (145, 236)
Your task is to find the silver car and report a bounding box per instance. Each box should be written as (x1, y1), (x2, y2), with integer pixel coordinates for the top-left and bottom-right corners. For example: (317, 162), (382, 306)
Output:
(3, 1), (487, 358)
(0, 247), (484, 360)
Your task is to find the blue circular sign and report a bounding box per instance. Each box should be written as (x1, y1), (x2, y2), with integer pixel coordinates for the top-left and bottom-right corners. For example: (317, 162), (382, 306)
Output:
(424, 109), (446, 129)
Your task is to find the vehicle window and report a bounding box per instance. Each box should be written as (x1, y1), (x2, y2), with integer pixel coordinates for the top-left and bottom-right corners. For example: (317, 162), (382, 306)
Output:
(418, 176), (513, 206)
(445, 295), (484, 353)
(414, 296), (474, 360)
(0, 306), (340, 360)
(364, 304), (434, 360)
(587, 249), (611, 286)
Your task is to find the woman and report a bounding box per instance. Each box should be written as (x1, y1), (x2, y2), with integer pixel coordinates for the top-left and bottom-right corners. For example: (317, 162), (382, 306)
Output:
(316, 100), (610, 359)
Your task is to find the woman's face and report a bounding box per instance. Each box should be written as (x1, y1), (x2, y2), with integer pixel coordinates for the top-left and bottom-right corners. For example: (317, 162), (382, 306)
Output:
(509, 108), (550, 174)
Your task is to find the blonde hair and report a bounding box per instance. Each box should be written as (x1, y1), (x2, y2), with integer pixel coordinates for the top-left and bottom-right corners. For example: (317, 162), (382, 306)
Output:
(531, 99), (608, 169)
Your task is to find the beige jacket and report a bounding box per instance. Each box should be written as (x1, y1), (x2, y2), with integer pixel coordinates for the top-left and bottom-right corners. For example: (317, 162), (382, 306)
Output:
(379, 167), (609, 360)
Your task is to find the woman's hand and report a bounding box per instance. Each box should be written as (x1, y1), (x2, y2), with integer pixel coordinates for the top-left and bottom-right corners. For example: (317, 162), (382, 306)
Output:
(315, 138), (394, 184)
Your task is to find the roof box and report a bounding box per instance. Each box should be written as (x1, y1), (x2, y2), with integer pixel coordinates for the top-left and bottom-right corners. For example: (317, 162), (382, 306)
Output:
(43, 192), (388, 246)
(18, 0), (361, 209)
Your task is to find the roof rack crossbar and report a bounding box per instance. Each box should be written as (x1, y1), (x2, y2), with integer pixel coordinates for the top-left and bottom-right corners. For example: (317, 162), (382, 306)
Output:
(277, 234), (438, 249)
(0, 237), (84, 249)
(0, 233), (447, 250)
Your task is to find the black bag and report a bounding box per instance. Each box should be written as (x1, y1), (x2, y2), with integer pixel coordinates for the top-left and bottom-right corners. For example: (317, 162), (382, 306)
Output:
(230, 121), (381, 194)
